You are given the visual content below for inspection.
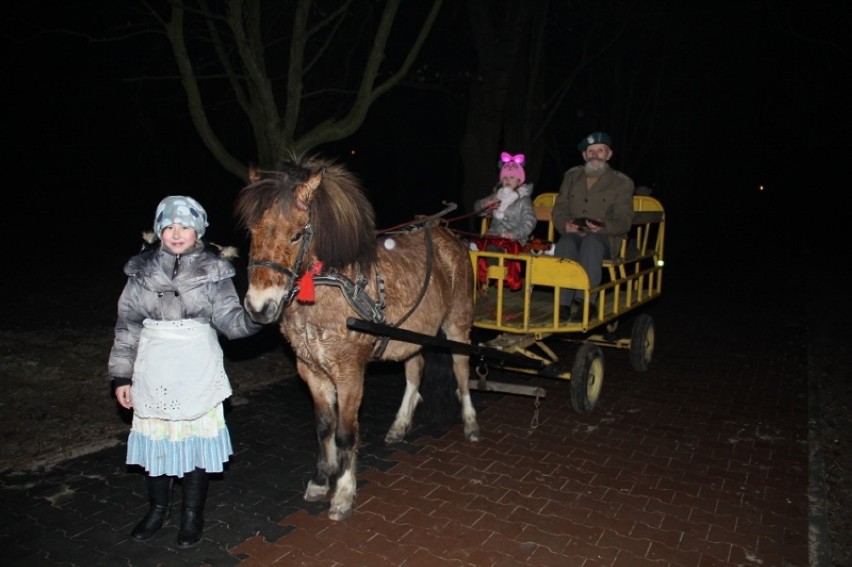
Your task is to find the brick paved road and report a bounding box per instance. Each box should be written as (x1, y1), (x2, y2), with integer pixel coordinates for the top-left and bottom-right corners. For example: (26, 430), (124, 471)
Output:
(0, 228), (830, 566)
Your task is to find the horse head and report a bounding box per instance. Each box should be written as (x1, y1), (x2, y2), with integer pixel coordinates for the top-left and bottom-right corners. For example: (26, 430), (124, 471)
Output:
(235, 156), (377, 324)
(236, 162), (323, 324)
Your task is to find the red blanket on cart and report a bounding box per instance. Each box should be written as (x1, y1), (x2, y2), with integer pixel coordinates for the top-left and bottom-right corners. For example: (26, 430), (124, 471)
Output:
(471, 237), (524, 291)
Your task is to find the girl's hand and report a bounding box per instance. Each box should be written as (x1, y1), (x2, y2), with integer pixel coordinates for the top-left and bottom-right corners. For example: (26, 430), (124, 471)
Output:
(115, 385), (133, 409)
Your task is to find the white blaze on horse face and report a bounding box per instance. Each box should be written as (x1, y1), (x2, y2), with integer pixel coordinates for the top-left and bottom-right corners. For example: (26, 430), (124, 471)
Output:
(244, 259), (290, 324)
(244, 281), (282, 317)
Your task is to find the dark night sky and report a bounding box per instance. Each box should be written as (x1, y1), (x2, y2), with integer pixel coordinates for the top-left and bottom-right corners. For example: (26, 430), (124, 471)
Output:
(2, 1), (849, 270)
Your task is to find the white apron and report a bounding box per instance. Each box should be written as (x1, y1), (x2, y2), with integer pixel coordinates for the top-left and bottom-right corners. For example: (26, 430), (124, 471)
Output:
(131, 318), (232, 420)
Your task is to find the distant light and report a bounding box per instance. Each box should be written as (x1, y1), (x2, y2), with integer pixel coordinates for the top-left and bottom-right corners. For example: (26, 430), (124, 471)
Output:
(350, 149), (357, 156)
(758, 185), (765, 192)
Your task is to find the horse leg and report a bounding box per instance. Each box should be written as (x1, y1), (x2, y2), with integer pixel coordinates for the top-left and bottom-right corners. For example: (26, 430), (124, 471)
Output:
(385, 354), (424, 444)
(327, 374), (364, 521)
(299, 363), (338, 503)
(444, 321), (481, 442)
(452, 351), (481, 442)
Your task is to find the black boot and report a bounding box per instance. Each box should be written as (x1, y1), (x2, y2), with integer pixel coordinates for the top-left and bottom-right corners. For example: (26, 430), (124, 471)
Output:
(130, 474), (172, 541)
(177, 468), (209, 548)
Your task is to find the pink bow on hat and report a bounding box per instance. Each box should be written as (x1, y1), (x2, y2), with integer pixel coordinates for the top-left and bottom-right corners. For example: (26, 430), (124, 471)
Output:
(498, 151), (526, 183)
(500, 152), (525, 165)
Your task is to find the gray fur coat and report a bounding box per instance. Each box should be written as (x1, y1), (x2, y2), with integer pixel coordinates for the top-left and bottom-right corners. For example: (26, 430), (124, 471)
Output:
(108, 236), (261, 383)
(474, 183), (537, 243)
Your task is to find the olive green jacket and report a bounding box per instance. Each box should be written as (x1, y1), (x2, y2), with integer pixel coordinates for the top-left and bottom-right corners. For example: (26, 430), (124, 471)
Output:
(552, 165), (635, 254)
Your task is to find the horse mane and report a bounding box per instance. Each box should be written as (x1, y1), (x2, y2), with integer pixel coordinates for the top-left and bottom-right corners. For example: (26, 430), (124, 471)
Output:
(236, 156), (378, 272)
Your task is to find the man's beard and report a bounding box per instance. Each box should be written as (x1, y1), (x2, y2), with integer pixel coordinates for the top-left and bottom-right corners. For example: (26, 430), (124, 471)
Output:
(584, 160), (610, 176)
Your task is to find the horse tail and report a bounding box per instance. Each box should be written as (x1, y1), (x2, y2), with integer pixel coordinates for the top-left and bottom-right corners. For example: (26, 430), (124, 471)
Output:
(417, 334), (465, 430)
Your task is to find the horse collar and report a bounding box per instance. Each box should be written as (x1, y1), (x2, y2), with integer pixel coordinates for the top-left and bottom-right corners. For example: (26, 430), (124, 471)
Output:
(305, 268), (387, 325)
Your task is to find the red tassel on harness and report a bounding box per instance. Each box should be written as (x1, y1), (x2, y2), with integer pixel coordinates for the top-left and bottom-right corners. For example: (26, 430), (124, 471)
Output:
(296, 262), (323, 303)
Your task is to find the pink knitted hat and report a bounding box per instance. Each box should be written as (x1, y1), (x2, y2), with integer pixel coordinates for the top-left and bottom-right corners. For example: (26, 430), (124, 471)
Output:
(498, 152), (526, 184)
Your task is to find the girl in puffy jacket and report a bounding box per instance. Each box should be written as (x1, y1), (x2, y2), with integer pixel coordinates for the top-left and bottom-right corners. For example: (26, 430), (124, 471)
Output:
(474, 151), (536, 243)
(108, 195), (262, 548)
(471, 152), (538, 290)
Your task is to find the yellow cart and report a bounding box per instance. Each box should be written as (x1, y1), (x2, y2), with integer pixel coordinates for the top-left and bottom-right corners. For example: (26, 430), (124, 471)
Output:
(467, 193), (665, 413)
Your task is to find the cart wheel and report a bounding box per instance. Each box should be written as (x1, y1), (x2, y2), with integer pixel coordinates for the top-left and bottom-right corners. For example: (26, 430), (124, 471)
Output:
(570, 343), (605, 414)
(629, 313), (655, 372)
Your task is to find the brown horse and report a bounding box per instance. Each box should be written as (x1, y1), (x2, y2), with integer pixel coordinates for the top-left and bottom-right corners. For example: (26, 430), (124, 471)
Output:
(235, 156), (480, 520)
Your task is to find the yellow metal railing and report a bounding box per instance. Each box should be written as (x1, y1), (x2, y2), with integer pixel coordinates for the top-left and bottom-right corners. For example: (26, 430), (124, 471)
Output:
(470, 193), (665, 335)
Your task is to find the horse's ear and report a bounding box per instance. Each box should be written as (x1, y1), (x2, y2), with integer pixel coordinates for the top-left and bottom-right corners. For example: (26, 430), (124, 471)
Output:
(293, 172), (323, 207)
(247, 164), (262, 183)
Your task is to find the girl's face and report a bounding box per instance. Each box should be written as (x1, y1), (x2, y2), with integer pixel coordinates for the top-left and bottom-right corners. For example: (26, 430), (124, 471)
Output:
(501, 176), (521, 189)
(161, 224), (198, 254)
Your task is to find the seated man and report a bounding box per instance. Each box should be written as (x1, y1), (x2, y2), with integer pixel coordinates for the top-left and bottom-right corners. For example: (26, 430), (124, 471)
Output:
(552, 132), (634, 320)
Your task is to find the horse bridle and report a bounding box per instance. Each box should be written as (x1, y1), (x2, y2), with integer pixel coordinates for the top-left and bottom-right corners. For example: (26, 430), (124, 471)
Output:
(248, 223), (314, 307)
(248, 216), (436, 359)
(247, 220), (389, 325)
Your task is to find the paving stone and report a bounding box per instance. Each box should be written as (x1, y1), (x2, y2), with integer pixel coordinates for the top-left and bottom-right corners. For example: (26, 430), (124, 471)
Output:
(0, 269), (820, 566)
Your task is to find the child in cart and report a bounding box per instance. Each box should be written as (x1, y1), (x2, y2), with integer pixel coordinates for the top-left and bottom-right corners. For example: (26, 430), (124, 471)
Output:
(472, 152), (537, 290)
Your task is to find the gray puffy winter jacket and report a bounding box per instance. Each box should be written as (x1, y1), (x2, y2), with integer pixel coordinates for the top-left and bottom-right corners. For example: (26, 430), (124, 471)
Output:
(107, 240), (262, 382)
(474, 182), (537, 243)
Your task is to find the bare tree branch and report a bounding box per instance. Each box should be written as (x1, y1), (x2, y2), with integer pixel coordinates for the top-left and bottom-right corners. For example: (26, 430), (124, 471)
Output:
(160, 2), (248, 179)
(135, 0), (443, 179)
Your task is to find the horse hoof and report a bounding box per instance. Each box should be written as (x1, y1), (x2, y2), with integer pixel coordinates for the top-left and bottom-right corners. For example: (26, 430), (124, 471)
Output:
(304, 483), (329, 502)
(465, 428), (482, 442)
(328, 506), (352, 521)
(384, 431), (404, 444)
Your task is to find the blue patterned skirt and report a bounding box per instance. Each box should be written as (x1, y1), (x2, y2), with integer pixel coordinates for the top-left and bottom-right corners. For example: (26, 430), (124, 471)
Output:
(126, 403), (232, 477)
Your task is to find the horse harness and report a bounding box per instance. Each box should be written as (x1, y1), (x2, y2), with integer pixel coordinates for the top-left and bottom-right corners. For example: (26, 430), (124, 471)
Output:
(248, 214), (440, 359)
